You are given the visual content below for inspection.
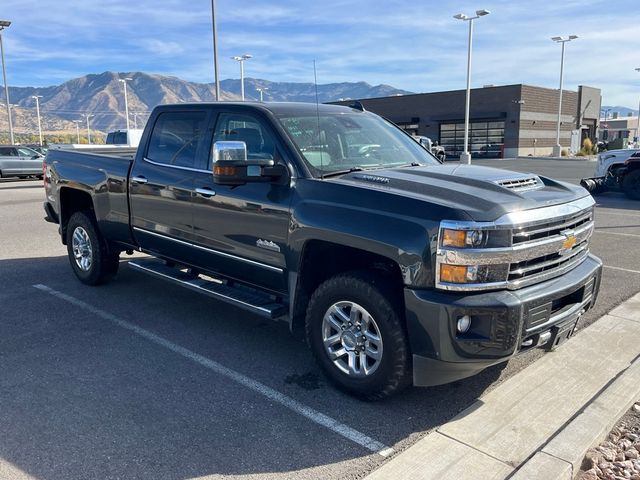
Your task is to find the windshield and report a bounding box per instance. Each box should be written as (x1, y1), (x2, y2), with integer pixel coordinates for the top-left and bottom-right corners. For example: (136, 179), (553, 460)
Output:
(277, 112), (439, 176)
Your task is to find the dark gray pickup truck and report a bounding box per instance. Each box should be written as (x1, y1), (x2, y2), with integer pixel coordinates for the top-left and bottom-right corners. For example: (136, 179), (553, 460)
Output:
(44, 102), (602, 399)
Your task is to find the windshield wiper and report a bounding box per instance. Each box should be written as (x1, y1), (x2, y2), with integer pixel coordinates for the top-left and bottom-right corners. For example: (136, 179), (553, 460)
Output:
(321, 167), (364, 179)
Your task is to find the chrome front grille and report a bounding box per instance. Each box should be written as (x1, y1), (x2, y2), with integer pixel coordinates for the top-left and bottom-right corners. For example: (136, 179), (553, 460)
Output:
(507, 208), (594, 287)
(435, 196), (596, 292)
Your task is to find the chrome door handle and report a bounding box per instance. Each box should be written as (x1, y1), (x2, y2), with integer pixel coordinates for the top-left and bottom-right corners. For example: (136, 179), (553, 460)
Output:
(196, 187), (216, 198)
(132, 175), (148, 184)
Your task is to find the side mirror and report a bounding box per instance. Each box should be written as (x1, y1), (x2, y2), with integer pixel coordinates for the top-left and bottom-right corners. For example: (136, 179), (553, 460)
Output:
(212, 141), (287, 185)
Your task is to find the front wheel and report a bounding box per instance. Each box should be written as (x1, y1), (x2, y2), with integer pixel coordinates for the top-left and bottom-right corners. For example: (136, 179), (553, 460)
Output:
(305, 271), (411, 400)
(622, 169), (640, 200)
(66, 211), (120, 285)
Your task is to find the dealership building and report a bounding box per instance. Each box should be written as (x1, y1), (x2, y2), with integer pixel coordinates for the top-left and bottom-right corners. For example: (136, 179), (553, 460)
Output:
(334, 84), (601, 158)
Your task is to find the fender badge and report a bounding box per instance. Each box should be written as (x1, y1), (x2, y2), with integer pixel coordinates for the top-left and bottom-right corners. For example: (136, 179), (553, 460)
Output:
(256, 239), (281, 253)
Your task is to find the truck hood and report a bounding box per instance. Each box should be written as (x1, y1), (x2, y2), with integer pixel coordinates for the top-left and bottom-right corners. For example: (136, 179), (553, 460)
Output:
(330, 164), (590, 222)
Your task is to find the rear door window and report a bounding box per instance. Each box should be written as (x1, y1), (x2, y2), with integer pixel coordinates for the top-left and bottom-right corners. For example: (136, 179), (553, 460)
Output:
(0, 147), (17, 156)
(146, 111), (207, 169)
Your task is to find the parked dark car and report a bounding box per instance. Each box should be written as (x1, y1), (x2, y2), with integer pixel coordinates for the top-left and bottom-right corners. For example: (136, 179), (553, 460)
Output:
(43, 102), (602, 399)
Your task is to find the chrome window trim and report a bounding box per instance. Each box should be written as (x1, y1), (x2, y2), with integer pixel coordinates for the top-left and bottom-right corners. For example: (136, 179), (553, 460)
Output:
(132, 227), (284, 273)
(142, 157), (212, 174)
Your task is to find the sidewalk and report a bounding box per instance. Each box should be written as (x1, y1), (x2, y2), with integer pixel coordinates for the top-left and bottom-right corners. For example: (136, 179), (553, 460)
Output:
(366, 292), (640, 480)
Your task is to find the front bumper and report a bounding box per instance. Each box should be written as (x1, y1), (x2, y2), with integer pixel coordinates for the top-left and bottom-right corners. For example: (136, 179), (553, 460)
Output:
(405, 254), (602, 387)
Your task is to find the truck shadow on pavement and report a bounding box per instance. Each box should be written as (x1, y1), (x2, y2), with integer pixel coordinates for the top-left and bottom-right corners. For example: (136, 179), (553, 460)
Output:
(0, 256), (506, 480)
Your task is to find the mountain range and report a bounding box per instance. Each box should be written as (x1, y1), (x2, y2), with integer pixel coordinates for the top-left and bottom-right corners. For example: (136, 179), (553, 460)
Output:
(1, 71), (412, 134)
(601, 105), (639, 118)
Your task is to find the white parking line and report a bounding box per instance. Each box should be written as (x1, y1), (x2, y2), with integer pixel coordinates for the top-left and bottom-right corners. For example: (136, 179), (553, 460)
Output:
(33, 284), (394, 457)
(604, 265), (640, 275)
(594, 230), (640, 238)
(596, 210), (640, 218)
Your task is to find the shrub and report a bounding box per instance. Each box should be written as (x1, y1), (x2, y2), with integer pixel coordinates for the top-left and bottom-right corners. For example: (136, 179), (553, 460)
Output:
(561, 149), (569, 156)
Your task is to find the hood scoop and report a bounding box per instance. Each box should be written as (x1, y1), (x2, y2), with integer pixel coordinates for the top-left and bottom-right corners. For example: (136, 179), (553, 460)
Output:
(495, 175), (544, 192)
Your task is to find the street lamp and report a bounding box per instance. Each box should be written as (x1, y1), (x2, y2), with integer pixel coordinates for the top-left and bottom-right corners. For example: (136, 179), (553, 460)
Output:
(453, 9), (490, 164)
(118, 77), (132, 131)
(231, 54), (252, 101)
(72, 120), (81, 144)
(82, 113), (94, 144)
(31, 95), (43, 146)
(635, 68), (640, 147)
(210, 0), (220, 101)
(0, 19), (14, 144)
(551, 35), (578, 157)
(256, 87), (268, 102)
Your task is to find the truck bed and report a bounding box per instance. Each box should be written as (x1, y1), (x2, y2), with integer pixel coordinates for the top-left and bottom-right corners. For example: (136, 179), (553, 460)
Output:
(45, 148), (136, 246)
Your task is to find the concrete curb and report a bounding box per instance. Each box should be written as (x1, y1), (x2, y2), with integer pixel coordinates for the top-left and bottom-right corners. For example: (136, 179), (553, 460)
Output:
(364, 292), (640, 480)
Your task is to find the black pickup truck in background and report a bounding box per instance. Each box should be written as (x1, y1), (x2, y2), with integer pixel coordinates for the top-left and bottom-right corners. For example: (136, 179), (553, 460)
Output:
(44, 102), (602, 399)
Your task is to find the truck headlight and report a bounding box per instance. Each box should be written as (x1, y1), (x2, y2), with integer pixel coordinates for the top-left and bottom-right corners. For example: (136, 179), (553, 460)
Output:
(442, 228), (484, 248)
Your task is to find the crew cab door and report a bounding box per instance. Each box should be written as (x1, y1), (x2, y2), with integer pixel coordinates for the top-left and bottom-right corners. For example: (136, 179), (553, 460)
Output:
(191, 110), (292, 293)
(129, 109), (209, 261)
(0, 147), (21, 175)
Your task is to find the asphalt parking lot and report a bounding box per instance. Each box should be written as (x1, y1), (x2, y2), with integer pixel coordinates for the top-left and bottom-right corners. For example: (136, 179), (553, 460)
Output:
(1, 158), (639, 480)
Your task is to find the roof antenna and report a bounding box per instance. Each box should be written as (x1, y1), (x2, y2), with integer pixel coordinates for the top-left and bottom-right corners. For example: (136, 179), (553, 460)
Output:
(313, 59), (325, 176)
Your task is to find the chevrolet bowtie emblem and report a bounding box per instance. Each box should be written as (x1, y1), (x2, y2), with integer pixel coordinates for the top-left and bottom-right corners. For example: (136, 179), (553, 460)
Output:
(559, 230), (577, 255)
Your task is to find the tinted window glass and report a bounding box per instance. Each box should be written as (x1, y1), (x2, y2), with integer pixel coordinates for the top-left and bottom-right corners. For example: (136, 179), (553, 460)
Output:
(106, 131), (128, 144)
(212, 113), (277, 166)
(0, 148), (17, 156)
(146, 111), (206, 168)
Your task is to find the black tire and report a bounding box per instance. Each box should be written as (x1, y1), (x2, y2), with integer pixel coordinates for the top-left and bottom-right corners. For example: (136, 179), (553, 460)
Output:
(66, 211), (120, 285)
(305, 271), (411, 400)
(622, 169), (640, 200)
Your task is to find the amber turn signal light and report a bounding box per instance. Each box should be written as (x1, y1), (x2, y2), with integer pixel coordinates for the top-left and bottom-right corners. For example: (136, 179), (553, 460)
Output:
(440, 264), (469, 283)
(214, 166), (237, 176)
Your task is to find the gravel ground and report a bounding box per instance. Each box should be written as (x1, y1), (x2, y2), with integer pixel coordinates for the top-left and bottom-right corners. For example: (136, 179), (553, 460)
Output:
(579, 402), (640, 480)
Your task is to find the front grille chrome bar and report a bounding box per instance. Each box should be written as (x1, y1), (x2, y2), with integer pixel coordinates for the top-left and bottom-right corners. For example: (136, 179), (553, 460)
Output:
(436, 196), (596, 291)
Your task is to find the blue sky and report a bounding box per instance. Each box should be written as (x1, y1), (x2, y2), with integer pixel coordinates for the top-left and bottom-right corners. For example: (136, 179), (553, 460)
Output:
(2, 0), (639, 107)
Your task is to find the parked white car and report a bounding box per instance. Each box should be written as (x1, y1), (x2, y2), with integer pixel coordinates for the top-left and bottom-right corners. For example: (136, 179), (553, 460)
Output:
(0, 145), (44, 179)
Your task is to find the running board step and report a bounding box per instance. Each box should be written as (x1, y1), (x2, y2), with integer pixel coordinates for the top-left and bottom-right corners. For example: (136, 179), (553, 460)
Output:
(128, 259), (287, 320)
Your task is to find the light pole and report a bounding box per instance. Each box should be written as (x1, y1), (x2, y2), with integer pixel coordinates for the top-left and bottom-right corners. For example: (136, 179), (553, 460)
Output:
(453, 9), (490, 164)
(0, 20), (14, 144)
(551, 35), (578, 157)
(31, 95), (43, 145)
(231, 54), (252, 101)
(118, 77), (132, 131)
(256, 87), (268, 102)
(635, 68), (640, 147)
(210, 0), (220, 101)
(73, 120), (81, 144)
(82, 114), (94, 144)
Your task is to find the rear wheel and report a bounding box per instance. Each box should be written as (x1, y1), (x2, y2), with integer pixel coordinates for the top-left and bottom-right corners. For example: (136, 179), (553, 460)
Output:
(66, 211), (120, 285)
(622, 169), (640, 200)
(305, 271), (411, 400)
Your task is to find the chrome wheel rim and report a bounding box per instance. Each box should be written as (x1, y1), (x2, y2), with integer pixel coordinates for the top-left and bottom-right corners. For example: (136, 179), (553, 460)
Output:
(72, 226), (93, 272)
(321, 301), (383, 377)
